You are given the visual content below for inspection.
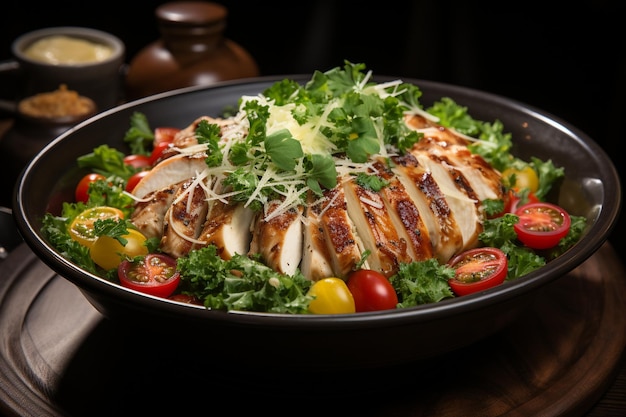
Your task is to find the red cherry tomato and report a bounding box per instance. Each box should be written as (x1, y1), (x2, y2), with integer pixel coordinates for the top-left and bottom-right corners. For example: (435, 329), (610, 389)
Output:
(75, 173), (106, 203)
(123, 154), (151, 169)
(154, 127), (179, 144)
(149, 141), (171, 165)
(514, 202), (571, 249)
(447, 247), (508, 296)
(118, 254), (180, 298)
(126, 170), (150, 192)
(503, 190), (540, 215)
(347, 269), (398, 312)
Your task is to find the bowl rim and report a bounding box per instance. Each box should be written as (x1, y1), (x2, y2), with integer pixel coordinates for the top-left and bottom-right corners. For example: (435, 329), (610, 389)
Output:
(12, 75), (623, 328)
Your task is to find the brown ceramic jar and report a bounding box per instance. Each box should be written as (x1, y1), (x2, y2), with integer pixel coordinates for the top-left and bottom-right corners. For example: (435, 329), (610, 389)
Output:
(125, 1), (259, 100)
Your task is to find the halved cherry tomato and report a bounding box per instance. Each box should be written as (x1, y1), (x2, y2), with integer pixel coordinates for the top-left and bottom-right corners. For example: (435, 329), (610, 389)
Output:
(347, 269), (398, 312)
(447, 247), (508, 296)
(307, 277), (355, 314)
(75, 173), (106, 203)
(514, 202), (571, 249)
(148, 141), (171, 165)
(90, 228), (149, 271)
(154, 127), (179, 144)
(118, 254), (180, 298)
(126, 170), (150, 192)
(123, 154), (151, 169)
(69, 206), (124, 248)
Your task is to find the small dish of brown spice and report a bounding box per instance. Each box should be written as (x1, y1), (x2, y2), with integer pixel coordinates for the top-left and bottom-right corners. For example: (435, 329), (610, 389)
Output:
(17, 84), (97, 123)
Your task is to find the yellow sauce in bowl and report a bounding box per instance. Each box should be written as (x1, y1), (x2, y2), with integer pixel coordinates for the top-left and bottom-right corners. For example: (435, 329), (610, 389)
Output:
(23, 35), (113, 65)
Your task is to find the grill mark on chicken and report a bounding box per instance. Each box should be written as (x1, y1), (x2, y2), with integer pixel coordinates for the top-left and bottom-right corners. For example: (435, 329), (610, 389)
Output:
(434, 153), (484, 204)
(449, 165), (479, 200)
(248, 200), (303, 276)
(421, 152), (478, 197)
(160, 179), (208, 258)
(394, 199), (433, 258)
(420, 173), (457, 235)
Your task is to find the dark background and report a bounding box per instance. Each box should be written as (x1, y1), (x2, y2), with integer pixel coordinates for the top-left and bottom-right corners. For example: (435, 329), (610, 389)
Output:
(1, 0), (624, 253)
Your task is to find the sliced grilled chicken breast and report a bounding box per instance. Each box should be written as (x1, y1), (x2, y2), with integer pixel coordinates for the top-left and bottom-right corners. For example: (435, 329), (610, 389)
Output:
(391, 153), (464, 263)
(313, 184), (368, 279)
(415, 137), (503, 201)
(407, 114), (503, 201)
(301, 192), (335, 281)
(371, 159), (434, 262)
(131, 154), (207, 199)
(248, 200), (303, 276)
(131, 181), (181, 239)
(342, 175), (413, 277)
(197, 199), (254, 260)
(404, 114), (468, 146)
(409, 149), (482, 249)
(160, 178), (208, 258)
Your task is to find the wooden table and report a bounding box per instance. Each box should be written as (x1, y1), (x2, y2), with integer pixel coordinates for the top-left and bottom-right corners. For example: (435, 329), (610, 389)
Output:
(0, 242), (624, 416)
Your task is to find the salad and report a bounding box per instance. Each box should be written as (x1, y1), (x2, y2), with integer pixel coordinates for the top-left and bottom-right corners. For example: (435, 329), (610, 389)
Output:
(41, 61), (586, 314)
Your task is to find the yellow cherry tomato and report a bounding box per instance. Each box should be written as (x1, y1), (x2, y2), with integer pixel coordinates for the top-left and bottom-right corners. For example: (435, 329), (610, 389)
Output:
(307, 277), (356, 314)
(69, 206), (125, 248)
(90, 229), (149, 271)
(501, 166), (539, 194)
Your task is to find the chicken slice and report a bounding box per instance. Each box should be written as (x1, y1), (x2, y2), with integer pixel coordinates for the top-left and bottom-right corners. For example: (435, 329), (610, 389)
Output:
(371, 159), (434, 262)
(248, 200), (303, 276)
(391, 153), (463, 263)
(131, 154), (207, 199)
(130, 181), (181, 239)
(160, 178), (208, 258)
(407, 116), (503, 201)
(409, 149), (482, 249)
(313, 184), (368, 279)
(301, 192), (334, 281)
(342, 175), (413, 277)
(197, 199), (254, 260)
(415, 136), (503, 201)
(404, 114), (469, 146)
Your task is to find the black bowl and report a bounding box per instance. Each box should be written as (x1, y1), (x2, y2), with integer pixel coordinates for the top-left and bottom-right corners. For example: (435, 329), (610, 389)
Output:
(12, 76), (622, 372)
